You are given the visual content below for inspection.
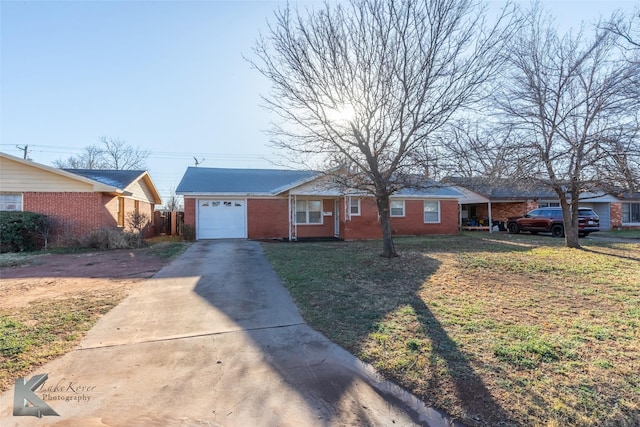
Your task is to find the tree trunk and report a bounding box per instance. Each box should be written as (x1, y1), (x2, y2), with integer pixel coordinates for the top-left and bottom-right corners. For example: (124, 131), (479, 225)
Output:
(560, 199), (581, 249)
(563, 216), (580, 248)
(376, 193), (397, 258)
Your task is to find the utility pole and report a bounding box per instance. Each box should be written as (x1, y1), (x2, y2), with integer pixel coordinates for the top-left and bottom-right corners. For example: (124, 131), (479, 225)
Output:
(16, 145), (29, 160)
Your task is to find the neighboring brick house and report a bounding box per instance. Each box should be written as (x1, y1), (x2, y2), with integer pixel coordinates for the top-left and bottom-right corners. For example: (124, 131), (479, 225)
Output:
(176, 167), (461, 240)
(445, 177), (638, 230)
(0, 152), (162, 238)
(612, 192), (640, 229)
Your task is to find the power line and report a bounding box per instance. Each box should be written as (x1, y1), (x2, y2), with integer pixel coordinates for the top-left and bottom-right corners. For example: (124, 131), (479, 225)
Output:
(1, 143), (277, 162)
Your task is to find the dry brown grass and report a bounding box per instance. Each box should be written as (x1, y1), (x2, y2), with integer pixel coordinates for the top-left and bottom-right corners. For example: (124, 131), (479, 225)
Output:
(262, 233), (640, 426)
(0, 241), (189, 392)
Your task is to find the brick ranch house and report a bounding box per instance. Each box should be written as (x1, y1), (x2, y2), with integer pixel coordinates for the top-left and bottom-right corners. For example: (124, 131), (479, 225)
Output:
(176, 167), (462, 240)
(445, 177), (640, 231)
(0, 152), (162, 238)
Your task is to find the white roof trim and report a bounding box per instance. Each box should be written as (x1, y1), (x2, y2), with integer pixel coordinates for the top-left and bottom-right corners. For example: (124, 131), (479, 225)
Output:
(451, 186), (490, 204)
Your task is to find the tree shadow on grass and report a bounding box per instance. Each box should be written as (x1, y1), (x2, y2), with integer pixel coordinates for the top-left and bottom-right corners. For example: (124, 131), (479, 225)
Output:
(581, 245), (640, 262)
(281, 238), (525, 425)
(343, 256), (516, 425)
(189, 240), (459, 426)
(408, 298), (514, 426)
(189, 238), (518, 425)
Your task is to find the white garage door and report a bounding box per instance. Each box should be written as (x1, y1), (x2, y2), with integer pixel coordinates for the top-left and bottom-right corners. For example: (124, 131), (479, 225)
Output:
(197, 199), (247, 239)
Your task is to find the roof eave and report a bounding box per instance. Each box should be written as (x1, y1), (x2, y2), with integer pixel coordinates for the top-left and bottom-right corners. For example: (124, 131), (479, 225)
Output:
(178, 192), (278, 197)
(272, 171), (324, 195)
(123, 171), (163, 204)
(1, 151), (122, 193)
(392, 194), (460, 199)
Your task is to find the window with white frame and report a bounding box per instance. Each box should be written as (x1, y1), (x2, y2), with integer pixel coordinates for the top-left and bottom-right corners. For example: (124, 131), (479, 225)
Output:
(538, 201), (560, 208)
(390, 200), (405, 217)
(622, 203), (640, 224)
(0, 194), (23, 211)
(350, 198), (361, 216)
(424, 201), (440, 223)
(295, 200), (322, 224)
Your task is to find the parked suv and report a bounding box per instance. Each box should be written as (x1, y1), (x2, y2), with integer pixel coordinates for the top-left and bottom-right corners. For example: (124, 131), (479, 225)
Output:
(507, 207), (600, 237)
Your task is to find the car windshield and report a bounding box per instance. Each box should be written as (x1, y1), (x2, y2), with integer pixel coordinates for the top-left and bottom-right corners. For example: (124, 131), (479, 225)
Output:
(578, 209), (598, 216)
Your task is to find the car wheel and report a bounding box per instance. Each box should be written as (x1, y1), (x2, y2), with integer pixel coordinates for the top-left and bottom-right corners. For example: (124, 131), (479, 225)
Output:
(507, 222), (520, 234)
(551, 224), (564, 238)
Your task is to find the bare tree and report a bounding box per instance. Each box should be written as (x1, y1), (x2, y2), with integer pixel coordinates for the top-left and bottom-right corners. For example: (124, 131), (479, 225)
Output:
(416, 120), (520, 180)
(602, 8), (640, 112)
(496, 7), (640, 248)
(251, 0), (516, 257)
(126, 210), (150, 246)
(602, 7), (640, 50)
(53, 145), (107, 169)
(35, 215), (58, 251)
(100, 137), (149, 170)
(53, 137), (149, 170)
(164, 189), (183, 212)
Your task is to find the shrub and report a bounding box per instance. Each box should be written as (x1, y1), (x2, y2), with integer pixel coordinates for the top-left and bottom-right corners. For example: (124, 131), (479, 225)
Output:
(125, 211), (149, 247)
(82, 228), (146, 250)
(0, 211), (48, 253)
(55, 218), (80, 248)
(182, 224), (196, 241)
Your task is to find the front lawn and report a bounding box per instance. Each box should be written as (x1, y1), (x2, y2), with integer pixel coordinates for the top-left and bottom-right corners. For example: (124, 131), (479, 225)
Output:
(596, 229), (640, 239)
(262, 233), (640, 427)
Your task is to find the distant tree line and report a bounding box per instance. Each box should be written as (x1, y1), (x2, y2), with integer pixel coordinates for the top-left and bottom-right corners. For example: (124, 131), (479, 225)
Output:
(53, 136), (149, 170)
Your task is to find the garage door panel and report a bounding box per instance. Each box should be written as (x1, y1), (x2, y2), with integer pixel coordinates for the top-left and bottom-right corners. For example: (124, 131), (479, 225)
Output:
(198, 199), (246, 239)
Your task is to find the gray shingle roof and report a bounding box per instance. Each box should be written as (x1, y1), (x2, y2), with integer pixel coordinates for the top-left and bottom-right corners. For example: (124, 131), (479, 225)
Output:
(176, 167), (320, 195)
(443, 177), (556, 199)
(176, 167), (462, 198)
(618, 191), (640, 201)
(395, 179), (463, 197)
(64, 169), (145, 189)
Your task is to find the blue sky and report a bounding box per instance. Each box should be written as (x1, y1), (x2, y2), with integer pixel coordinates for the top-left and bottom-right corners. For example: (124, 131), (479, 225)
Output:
(1, 0), (637, 206)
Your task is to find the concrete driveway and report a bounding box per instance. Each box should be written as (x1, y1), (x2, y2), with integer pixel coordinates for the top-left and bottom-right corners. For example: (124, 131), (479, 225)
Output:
(1, 240), (455, 427)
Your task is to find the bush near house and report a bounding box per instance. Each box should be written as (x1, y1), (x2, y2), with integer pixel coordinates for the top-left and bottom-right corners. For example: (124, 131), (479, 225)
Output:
(82, 228), (146, 250)
(0, 211), (153, 253)
(0, 211), (48, 253)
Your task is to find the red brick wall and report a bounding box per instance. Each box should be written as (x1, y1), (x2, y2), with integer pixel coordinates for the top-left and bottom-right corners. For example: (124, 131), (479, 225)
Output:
(24, 192), (105, 237)
(184, 198), (196, 228)
(138, 200), (155, 236)
(490, 201), (536, 222)
(102, 195), (119, 229)
(343, 198), (459, 240)
(610, 202), (622, 229)
(188, 195), (460, 240)
(247, 198), (289, 239)
(293, 199), (335, 238)
(343, 198), (382, 239)
(392, 199), (459, 235)
(23, 192), (155, 238)
(610, 202), (640, 230)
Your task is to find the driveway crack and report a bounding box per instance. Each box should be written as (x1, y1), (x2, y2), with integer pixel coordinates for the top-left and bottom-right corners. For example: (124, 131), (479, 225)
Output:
(76, 322), (307, 351)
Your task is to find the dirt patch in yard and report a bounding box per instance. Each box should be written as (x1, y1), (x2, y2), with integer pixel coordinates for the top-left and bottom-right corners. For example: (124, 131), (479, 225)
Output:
(0, 248), (169, 309)
(0, 243), (188, 392)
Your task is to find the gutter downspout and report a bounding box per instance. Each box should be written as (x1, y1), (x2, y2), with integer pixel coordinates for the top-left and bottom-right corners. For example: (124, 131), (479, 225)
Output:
(488, 200), (493, 233)
(288, 194), (292, 241)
